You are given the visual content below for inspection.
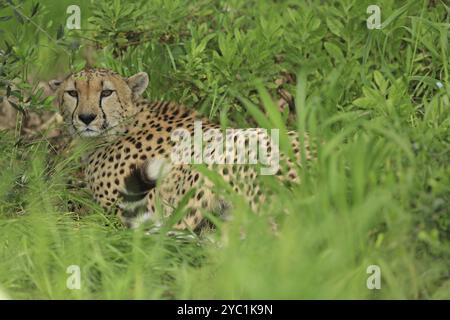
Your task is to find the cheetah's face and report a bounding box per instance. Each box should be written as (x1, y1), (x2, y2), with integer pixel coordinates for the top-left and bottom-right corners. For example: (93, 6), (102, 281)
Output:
(49, 69), (148, 137)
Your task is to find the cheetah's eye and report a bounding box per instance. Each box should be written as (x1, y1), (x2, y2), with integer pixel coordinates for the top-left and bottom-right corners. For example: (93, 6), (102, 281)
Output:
(101, 90), (113, 98)
(66, 90), (78, 97)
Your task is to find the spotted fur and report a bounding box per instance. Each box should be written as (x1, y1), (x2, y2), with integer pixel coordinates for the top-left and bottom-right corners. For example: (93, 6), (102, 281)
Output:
(50, 68), (314, 230)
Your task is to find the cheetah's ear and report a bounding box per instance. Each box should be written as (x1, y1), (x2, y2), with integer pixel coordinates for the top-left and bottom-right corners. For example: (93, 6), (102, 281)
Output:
(127, 72), (149, 97)
(49, 79), (62, 92)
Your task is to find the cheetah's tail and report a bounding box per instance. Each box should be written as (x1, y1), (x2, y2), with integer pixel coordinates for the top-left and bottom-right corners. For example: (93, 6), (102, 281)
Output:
(118, 158), (171, 228)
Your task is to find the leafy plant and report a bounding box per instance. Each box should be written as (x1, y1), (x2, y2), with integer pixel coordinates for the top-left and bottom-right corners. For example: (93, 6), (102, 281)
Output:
(0, 0), (448, 299)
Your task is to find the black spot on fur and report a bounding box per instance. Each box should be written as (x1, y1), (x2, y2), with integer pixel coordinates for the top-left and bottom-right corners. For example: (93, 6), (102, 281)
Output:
(119, 163), (156, 202)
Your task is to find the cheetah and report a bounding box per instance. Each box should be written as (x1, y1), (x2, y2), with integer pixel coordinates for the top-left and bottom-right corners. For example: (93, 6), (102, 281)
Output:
(50, 68), (314, 230)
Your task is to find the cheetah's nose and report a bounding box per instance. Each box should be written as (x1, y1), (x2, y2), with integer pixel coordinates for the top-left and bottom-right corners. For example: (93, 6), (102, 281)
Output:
(78, 113), (97, 125)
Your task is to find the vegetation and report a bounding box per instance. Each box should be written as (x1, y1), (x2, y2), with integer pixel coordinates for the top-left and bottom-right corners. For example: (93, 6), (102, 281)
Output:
(0, 0), (449, 299)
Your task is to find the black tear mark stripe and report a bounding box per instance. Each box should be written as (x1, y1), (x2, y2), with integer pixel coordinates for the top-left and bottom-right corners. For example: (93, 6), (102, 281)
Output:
(60, 93), (64, 110)
(114, 87), (125, 112)
(99, 81), (108, 130)
(70, 81), (79, 127)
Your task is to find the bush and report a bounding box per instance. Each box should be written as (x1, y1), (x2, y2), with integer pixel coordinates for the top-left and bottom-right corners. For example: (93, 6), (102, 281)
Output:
(0, 0), (448, 299)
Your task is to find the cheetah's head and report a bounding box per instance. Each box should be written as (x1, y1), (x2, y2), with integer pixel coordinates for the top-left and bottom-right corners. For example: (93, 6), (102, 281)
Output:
(49, 68), (148, 137)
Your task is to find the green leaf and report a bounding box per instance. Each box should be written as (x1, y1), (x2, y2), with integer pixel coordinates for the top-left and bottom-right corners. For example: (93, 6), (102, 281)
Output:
(373, 71), (388, 93)
(324, 42), (344, 62)
(380, 3), (412, 29)
(353, 97), (373, 108)
(56, 24), (64, 40)
(237, 95), (272, 129)
(13, 9), (23, 24)
(30, 2), (39, 18)
(326, 17), (344, 38)
(162, 188), (197, 231)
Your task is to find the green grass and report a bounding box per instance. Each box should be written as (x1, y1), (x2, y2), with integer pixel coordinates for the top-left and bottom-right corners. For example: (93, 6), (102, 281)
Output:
(0, 0), (449, 299)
